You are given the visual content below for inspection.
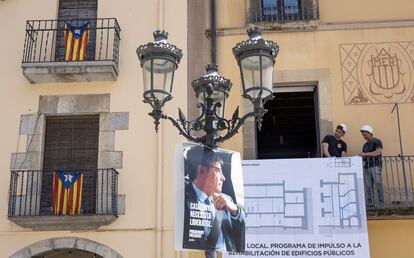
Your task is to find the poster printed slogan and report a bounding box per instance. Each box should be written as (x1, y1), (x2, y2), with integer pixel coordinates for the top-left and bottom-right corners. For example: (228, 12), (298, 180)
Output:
(188, 201), (214, 240)
(224, 157), (371, 258)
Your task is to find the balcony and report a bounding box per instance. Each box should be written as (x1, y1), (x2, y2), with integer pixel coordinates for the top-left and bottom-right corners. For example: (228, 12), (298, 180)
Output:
(365, 156), (414, 218)
(8, 169), (119, 230)
(21, 18), (121, 84)
(248, 0), (319, 25)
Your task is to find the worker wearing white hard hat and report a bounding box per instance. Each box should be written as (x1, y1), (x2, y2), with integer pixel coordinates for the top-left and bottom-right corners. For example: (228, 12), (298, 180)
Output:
(359, 125), (384, 207)
(360, 125), (373, 134)
(322, 124), (348, 158)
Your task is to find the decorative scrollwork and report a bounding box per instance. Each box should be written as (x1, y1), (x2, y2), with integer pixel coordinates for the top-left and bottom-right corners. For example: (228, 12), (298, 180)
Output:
(146, 97), (259, 147)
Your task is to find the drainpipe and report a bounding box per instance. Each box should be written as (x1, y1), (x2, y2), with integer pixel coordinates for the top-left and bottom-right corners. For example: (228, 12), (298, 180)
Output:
(157, 2), (164, 258)
(210, 0), (217, 65)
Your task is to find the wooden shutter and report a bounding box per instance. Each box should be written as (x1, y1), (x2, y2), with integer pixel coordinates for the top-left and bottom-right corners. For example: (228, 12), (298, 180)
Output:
(43, 115), (99, 170)
(55, 0), (98, 61)
(41, 115), (99, 215)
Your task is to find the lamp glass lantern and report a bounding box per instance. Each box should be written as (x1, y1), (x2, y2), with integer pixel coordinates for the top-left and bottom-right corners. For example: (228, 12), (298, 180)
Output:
(137, 30), (183, 106)
(233, 28), (279, 102)
(192, 64), (232, 120)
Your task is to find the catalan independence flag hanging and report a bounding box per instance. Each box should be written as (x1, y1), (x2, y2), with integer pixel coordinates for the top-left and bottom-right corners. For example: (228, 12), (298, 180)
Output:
(64, 22), (90, 61)
(52, 171), (83, 215)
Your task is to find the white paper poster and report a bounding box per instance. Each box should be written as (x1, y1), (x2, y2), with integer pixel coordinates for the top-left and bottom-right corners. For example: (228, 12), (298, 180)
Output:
(224, 157), (370, 258)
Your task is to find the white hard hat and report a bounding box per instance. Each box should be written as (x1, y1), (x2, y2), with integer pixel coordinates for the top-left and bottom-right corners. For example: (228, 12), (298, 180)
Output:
(337, 124), (347, 133)
(360, 125), (373, 134)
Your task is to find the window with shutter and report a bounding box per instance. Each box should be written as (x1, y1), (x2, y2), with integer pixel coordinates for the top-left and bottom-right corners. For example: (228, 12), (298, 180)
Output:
(55, 0), (98, 61)
(40, 115), (99, 215)
(249, 0), (318, 22)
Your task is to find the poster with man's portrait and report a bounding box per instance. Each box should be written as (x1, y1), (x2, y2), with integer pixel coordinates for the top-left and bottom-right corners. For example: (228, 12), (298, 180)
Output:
(175, 142), (245, 252)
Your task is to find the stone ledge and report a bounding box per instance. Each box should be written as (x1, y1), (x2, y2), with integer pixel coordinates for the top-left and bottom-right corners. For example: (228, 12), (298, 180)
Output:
(249, 20), (320, 32)
(8, 214), (118, 231)
(22, 61), (118, 84)
(39, 94), (110, 114)
(215, 19), (414, 37)
(367, 206), (414, 219)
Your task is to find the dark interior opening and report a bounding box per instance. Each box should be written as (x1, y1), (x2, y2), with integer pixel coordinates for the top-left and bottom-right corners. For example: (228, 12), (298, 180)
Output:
(32, 248), (103, 258)
(257, 90), (319, 159)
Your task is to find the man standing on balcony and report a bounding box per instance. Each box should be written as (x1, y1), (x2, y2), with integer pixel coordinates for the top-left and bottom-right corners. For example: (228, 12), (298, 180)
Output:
(322, 124), (348, 157)
(359, 125), (384, 207)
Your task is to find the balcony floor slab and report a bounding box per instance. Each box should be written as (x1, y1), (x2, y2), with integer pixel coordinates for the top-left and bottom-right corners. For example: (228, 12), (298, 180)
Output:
(367, 206), (414, 219)
(22, 61), (118, 84)
(8, 214), (117, 231)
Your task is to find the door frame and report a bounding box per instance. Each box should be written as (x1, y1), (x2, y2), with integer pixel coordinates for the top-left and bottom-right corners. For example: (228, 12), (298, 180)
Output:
(242, 68), (333, 160)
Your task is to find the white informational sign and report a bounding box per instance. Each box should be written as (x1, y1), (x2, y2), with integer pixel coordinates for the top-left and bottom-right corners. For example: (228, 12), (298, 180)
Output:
(224, 157), (370, 258)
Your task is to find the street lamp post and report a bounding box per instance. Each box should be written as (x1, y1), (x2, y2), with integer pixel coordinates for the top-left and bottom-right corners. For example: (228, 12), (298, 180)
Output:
(137, 27), (279, 257)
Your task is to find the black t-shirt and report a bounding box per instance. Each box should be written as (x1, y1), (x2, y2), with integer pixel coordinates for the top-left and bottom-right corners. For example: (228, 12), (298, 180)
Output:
(322, 135), (347, 157)
(363, 138), (383, 167)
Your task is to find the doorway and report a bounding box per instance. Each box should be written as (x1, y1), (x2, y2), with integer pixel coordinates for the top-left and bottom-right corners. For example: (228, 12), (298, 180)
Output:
(257, 86), (320, 159)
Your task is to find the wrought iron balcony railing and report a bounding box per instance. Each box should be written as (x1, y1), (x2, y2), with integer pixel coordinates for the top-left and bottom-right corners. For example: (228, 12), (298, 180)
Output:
(22, 18), (120, 66)
(8, 169), (118, 217)
(248, 1), (319, 23)
(364, 156), (414, 213)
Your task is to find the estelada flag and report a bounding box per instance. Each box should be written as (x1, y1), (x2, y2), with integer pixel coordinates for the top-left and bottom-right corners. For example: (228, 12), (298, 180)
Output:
(64, 22), (90, 61)
(52, 171), (83, 215)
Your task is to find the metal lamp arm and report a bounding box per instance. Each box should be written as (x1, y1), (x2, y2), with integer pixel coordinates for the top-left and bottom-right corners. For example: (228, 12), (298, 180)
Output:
(215, 110), (256, 144)
(160, 113), (202, 143)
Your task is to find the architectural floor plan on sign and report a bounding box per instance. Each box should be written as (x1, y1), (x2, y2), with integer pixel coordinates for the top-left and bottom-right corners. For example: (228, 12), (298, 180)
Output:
(319, 172), (363, 234)
(242, 158), (366, 236)
(244, 182), (313, 234)
(227, 158), (370, 258)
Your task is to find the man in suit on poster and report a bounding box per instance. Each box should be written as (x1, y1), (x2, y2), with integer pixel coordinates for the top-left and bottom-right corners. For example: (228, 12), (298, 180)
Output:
(183, 145), (245, 252)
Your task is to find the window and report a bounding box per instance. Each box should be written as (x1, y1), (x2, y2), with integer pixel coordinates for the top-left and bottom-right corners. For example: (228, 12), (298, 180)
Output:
(55, 0), (98, 61)
(249, 0), (319, 22)
(262, 0), (301, 20)
(40, 115), (100, 215)
(58, 0), (98, 20)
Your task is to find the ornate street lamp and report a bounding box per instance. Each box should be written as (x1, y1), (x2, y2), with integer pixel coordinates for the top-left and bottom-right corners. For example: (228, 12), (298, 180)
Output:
(136, 27), (279, 148)
(137, 28), (278, 258)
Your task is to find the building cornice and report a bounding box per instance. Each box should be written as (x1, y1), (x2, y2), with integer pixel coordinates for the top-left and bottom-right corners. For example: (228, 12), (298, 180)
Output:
(209, 19), (414, 37)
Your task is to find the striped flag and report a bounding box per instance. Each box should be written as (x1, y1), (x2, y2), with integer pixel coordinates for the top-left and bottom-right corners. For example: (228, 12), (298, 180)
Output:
(64, 22), (90, 61)
(52, 171), (83, 215)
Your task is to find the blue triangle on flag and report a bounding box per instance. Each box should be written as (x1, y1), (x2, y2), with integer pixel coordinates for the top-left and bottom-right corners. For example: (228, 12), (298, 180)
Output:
(56, 171), (81, 189)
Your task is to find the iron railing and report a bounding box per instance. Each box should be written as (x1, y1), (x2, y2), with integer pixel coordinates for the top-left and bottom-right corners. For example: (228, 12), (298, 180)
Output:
(22, 18), (120, 66)
(8, 169), (118, 217)
(364, 156), (414, 210)
(248, 0), (319, 23)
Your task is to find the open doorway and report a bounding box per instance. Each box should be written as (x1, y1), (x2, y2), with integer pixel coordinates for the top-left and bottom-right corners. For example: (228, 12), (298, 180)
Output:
(257, 86), (320, 159)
